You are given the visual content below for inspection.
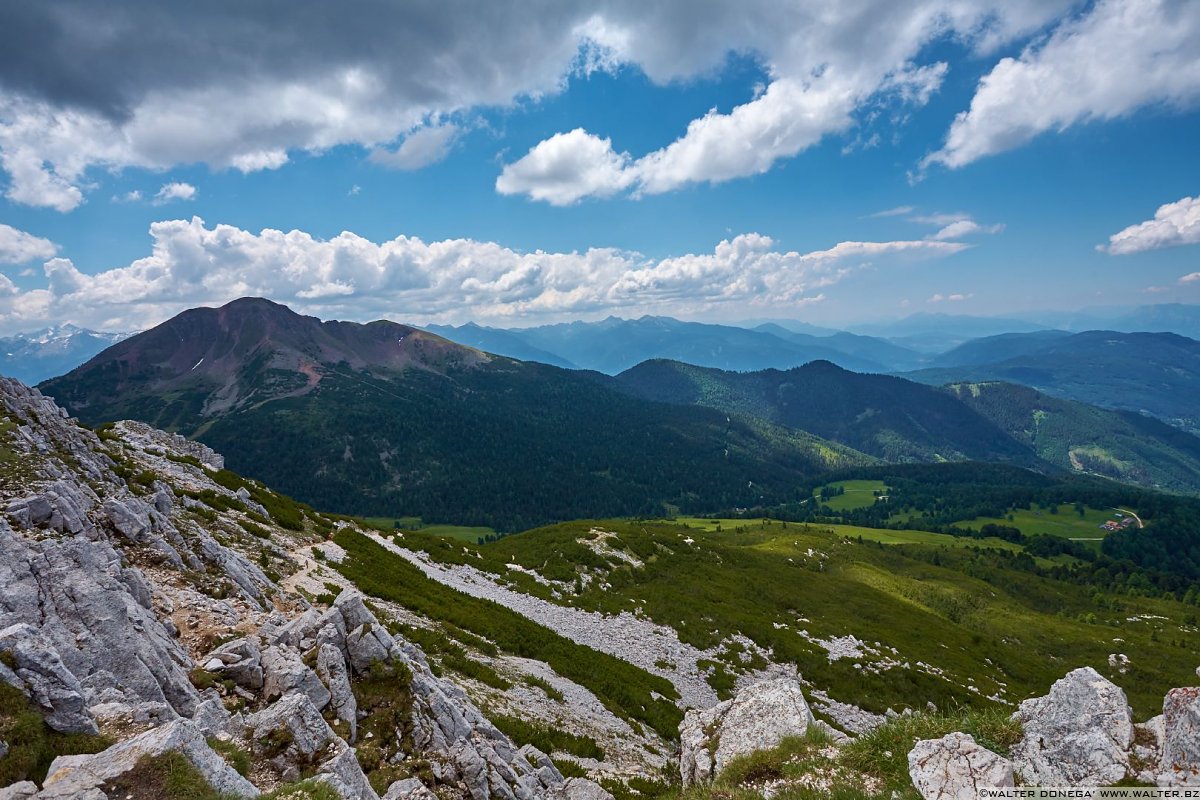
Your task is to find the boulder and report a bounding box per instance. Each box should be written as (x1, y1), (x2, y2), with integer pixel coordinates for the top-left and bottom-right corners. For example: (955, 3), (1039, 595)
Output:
(246, 691), (336, 758)
(37, 719), (258, 799)
(1159, 686), (1200, 786)
(0, 623), (97, 734)
(314, 743), (381, 800)
(908, 732), (1014, 800)
(549, 778), (616, 800)
(203, 636), (264, 691)
(0, 782), (38, 800)
(678, 677), (814, 785)
(261, 645), (331, 709)
(384, 777), (439, 800)
(317, 643), (358, 742)
(1010, 666), (1133, 786)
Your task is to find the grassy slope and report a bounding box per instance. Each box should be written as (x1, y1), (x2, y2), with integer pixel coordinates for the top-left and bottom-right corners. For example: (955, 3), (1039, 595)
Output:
(392, 519), (1198, 719)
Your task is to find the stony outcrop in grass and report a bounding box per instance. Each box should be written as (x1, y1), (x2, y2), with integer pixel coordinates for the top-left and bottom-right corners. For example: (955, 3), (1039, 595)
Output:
(0, 378), (609, 800)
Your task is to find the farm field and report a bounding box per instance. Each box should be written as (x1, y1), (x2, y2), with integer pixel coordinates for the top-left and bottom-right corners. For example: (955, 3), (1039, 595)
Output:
(814, 479), (889, 511)
(956, 505), (1135, 541)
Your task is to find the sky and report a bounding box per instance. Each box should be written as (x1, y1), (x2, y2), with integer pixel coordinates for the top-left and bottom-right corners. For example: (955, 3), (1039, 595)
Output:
(0, 0), (1198, 335)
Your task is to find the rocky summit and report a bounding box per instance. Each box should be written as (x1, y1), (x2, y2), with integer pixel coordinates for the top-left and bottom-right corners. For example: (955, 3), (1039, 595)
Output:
(2, 375), (1200, 800)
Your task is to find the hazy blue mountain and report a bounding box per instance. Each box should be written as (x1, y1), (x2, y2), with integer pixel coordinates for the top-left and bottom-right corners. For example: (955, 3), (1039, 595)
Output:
(423, 322), (580, 369)
(0, 324), (133, 384)
(755, 324), (926, 371)
(847, 312), (1048, 352)
(435, 316), (892, 374)
(905, 330), (1200, 432)
(928, 330), (1071, 368)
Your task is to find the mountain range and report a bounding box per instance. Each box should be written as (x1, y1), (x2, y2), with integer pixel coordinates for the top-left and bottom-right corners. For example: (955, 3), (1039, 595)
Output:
(904, 330), (1200, 432)
(36, 298), (1200, 532)
(0, 324), (132, 384)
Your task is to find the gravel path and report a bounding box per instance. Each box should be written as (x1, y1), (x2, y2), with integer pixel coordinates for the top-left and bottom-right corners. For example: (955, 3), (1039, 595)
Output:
(367, 531), (730, 708)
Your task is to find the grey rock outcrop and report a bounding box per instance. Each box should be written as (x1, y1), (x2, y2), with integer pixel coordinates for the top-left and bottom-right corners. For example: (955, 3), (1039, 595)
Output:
(548, 778), (615, 800)
(261, 645), (331, 709)
(908, 733), (1014, 800)
(0, 623), (97, 735)
(678, 677), (815, 786)
(314, 743), (381, 800)
(317, 642), (358, 742)
(384, 777), (440, 800)
(0, 782), (38, 800)
(1159, 686), (1200, 786)
(203, 636), (264, 690)
(37, 719), (258, 799)
(1010, 666), (1133, 786)
(246, 691), (336, 759)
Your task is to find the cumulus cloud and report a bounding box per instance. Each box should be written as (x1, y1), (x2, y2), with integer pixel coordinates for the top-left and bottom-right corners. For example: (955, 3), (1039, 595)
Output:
(0, 1), (1076, 210)
(926, 0), (1200, 170)
(0, 223), (58, 264)
(928, 292), (972, 303)
(1179, 272), (1200, 284)
(0, 217), (972, 333)
(152, 182), (197, 205)
(496, 129), (635, 205)
(1101, 195), (1200, 254)
(371, 124), (460, 170)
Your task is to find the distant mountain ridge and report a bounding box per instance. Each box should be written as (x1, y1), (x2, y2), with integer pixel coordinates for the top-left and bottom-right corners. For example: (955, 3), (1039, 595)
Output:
(614, 358), (1200, 493)
(904, 330), (1200, 433)
(0, 324), (132, 384)
(428, 315), (920, 374)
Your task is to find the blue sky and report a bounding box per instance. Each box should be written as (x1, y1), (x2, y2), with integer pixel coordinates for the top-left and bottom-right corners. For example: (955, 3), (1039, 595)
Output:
(0, 0), (1198, 333)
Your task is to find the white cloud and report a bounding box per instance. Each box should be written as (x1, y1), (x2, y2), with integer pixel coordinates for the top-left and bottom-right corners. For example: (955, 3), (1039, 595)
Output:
(152, 182), (197, 205)
(926, 0), (1200, 170)
(348, 185), (361, 196)
(0, 224), (58, 264)
(1101, 195), (1200, 254)
(0, 1), (1076, 210)
(929, 219), (1005, 240)
(870, 205), (915, 218)
(496, 129), (635, 205)
(115, 189), (143, 203)
(0, 217), (971, 333)
(371, 124), (460, 170)
(928, 292), (972, 303)
(1179, 272), (1200, 284)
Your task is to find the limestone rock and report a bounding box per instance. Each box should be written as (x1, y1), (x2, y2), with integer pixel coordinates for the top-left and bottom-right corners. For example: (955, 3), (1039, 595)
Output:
(679, 677), (814, 786)
(246, 691), (336, 759)
(204, 637), (264, 690)
(384, 777), (439, 800)
(0, 623), (97, 734)
(1010, 666), (1133, 786)
(261, 645), (331, 709)
(0, 782), (38, 800)
(908, 732), (1014, 800)
(315, 743), (381, 800)
(317, 643), (358, 742)
(37, 719), (258, 799)
(549, 778), (616, 800)
(1159, 686), (1200, 786)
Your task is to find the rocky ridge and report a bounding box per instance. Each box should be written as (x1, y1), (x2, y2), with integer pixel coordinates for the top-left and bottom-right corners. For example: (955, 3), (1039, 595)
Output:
(0, 377), (609, 800)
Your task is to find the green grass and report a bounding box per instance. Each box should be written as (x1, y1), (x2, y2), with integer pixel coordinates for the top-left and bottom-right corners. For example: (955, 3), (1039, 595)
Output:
(396, 518), (1199, 720)
(0, 681), (113, 786)
(815, 480), (889, 512)
(99, 751), (240, 800)
(673, 709), (1022, 800)
(489, 714), (606, 760)
(958, 505), (1129, 541)
(358, 517), (497, 542)
(332, 528), (683, 739)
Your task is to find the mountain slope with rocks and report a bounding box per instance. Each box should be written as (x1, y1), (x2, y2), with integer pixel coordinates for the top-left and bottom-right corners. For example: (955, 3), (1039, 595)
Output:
(0, 377), (613, 800)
